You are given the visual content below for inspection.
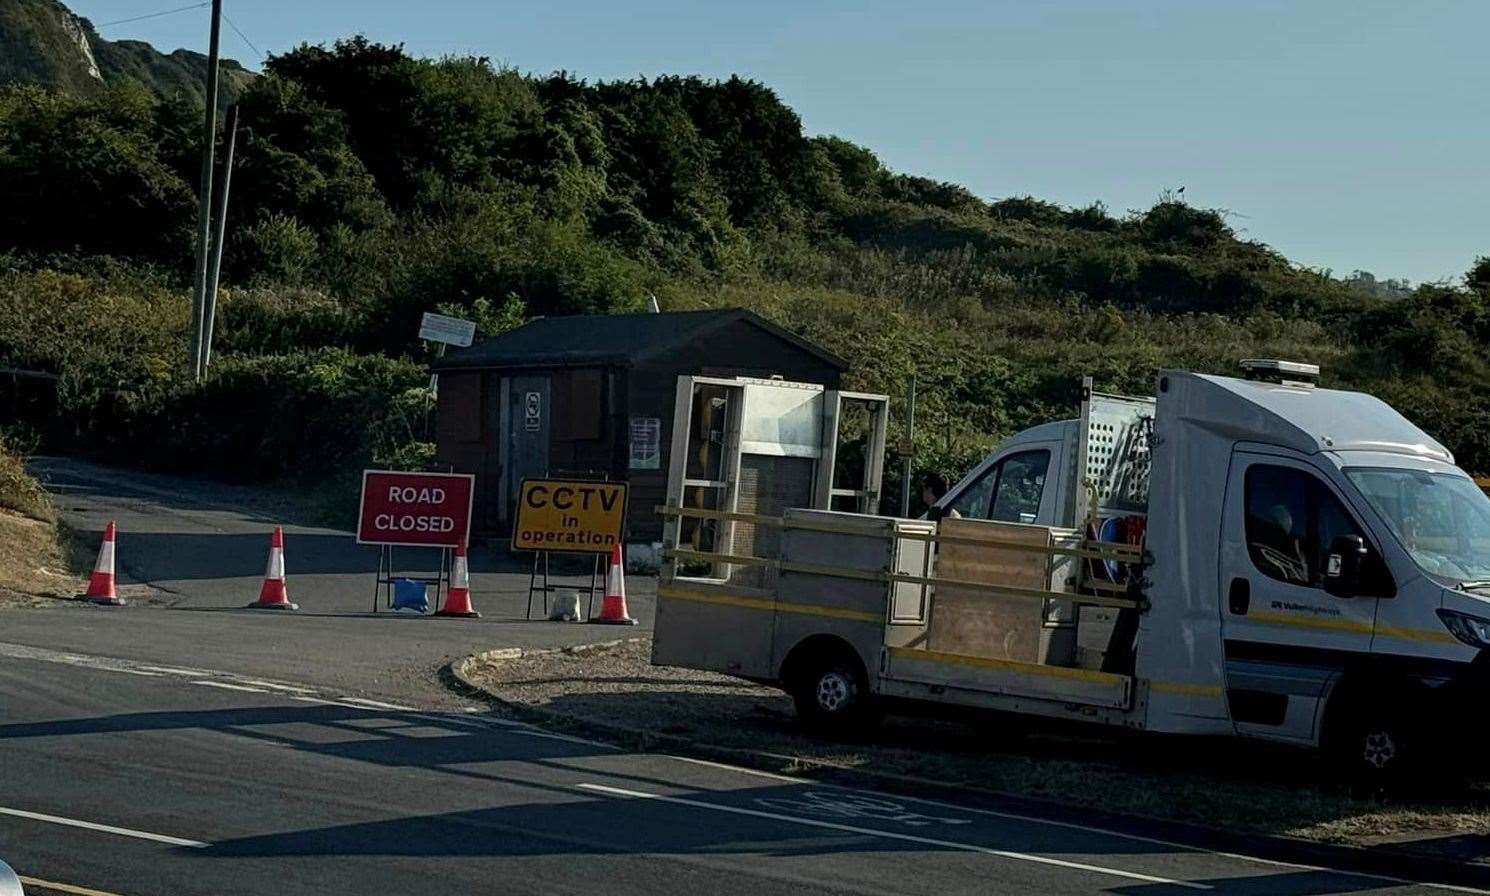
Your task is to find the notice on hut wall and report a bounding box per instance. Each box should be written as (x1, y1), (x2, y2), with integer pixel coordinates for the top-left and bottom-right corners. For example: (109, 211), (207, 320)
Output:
(629, 417), (661, 470)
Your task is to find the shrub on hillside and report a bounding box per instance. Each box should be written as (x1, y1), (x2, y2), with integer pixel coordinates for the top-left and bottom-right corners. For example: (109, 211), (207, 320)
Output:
(108, 349), (426, 480)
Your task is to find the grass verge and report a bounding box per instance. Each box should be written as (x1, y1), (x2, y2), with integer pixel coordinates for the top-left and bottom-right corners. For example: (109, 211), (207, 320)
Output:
(0, 441), (84, 606)
(0, 438), (52, 521)
(454, 638), (1490, 865)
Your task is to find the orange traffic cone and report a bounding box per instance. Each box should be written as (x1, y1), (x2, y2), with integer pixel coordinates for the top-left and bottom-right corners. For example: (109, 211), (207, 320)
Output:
(247, 526), (297, 610)
(435, 540), (479, 618)
(593, 544), (637, 625)
(82, 521), (123, 606)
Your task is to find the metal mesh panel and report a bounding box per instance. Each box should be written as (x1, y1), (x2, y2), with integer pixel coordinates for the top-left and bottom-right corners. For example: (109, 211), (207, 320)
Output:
(730, 454), (815, 589)
(1085, 402), (1154, 515)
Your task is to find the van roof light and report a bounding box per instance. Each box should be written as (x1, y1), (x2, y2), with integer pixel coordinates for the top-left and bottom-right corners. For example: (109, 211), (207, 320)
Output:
(1240, 358), (1320, 387)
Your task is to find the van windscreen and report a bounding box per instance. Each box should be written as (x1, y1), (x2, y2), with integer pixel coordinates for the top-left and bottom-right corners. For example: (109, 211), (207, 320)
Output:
(1345, 468), (1490, 585)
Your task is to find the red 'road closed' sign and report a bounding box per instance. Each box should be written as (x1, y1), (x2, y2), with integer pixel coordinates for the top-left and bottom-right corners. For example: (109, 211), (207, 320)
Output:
(356, 470), (475, 547)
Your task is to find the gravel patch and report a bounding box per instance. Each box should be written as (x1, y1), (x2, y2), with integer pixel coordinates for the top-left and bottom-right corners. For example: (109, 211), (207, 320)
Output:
(457, 637), (1490, 860)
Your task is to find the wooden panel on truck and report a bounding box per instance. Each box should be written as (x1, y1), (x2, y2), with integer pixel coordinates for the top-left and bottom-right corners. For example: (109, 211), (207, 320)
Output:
(773, 509), (899, 679)
(925, 518), (1052, 663)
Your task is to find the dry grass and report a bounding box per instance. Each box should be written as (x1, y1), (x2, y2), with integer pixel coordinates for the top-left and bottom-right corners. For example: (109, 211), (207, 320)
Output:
(0, 441), (82, 606)
(0, 442), (53, 522)
(460, 638), (1490, 859)
(0, 511), (83, 606)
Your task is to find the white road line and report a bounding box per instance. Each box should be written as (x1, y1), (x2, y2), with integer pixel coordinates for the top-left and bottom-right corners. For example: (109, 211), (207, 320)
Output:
(238, 679), (319, 694)
(669, 753), (1300, 856)
(189, 681), (266, 693)
(19, 875), (132, 896)
(137, 665), (208, 677)
(0, 806), (207, 848)
(576, 783), (1207, 890)
(509, 728), (611, 747)
(667, 755), (805, 784)
(290, 695), (376, 710)
(337, 697), (416, 711)
(660, 756), (1489, 895)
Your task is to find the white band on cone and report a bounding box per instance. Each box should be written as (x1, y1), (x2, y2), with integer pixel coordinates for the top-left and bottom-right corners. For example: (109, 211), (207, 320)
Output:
(95, 541), (115, 574)
(265, 548), (285, 580)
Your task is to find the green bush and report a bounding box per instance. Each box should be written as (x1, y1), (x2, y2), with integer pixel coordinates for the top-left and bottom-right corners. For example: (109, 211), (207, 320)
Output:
(108, 349), (426, 480)
(230, 213), (320, 286)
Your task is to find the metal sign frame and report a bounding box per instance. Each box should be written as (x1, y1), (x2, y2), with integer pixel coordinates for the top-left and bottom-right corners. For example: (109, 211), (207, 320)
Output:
(371, 544), (451, 614)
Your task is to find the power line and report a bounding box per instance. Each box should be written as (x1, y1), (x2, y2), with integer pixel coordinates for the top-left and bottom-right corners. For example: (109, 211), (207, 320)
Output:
(221, 10), (263, 61)
(95, 2), (209, 29)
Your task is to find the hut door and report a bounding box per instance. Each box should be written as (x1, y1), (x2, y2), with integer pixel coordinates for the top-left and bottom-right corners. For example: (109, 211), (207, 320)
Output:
(507, 375), (551, 521)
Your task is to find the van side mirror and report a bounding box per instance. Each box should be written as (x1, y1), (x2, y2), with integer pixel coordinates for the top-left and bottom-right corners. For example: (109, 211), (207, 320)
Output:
(1323, 534), (1367, 598)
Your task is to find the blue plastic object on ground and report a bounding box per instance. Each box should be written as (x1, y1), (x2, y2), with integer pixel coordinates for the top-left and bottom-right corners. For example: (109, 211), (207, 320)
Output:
(392, 577), (429, 612)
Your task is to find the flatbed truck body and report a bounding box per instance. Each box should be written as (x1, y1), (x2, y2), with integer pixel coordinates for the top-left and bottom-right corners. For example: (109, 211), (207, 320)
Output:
(652, 364), (1490, 774)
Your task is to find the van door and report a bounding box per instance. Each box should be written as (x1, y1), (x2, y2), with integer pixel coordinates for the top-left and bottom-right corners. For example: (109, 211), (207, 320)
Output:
(1218, 450), (1390, 741)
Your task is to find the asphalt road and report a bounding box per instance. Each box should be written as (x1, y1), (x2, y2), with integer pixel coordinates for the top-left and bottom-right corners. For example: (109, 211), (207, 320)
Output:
(0, 644), (1459, 896)
(11, 457), (654, 706)
(0, 458), (1474, 894)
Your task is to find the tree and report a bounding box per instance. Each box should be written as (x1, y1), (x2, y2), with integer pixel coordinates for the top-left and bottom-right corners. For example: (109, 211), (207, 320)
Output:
(1467, 256), (1490, 294)
(0, 83), (193, 261)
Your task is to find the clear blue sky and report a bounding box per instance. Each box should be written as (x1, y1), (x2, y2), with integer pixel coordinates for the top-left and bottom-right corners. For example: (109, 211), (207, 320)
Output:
(75, 0), (1488, 285)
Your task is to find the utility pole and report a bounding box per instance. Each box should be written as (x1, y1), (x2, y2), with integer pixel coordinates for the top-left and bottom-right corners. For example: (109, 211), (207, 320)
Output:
(187, 0), (224, 381)
(199, 102), (238, 374)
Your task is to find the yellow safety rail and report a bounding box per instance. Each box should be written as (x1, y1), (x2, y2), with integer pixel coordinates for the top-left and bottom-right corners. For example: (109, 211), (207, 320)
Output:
(657, 504), (1145, 612)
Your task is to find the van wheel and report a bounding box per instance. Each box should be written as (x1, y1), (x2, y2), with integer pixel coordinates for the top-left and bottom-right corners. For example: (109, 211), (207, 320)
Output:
(1325, 703), (1420, 791)
(792, 652), (879, 735)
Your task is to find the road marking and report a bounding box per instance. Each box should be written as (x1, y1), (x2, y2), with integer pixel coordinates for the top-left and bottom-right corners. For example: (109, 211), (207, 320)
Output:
(189, 681), (266, 693)
(0, 806), (207, 848)
(576, 783), (1207, 889)
(240, 679), (318, 694)
(752, 791), (971, 827)
(137, 665), (209, 676)
(337, 697), (416, 711)
(660, 756), (1489, 894)
(19, 875), (133, 896)
(667, 755), (804, 783)
(290, 695), (376, 710)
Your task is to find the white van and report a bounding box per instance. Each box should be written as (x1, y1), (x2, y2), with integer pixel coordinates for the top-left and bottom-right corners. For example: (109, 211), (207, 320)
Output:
(652, 362), (1490, 781)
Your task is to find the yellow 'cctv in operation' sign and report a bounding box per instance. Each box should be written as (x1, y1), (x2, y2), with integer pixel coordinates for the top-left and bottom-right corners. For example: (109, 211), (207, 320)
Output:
(513, 479), (628, 553)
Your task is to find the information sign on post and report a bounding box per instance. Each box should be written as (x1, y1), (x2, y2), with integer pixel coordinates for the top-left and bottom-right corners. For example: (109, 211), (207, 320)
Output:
(357, 470), (475, 548)
(418, 312), (476, 348)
